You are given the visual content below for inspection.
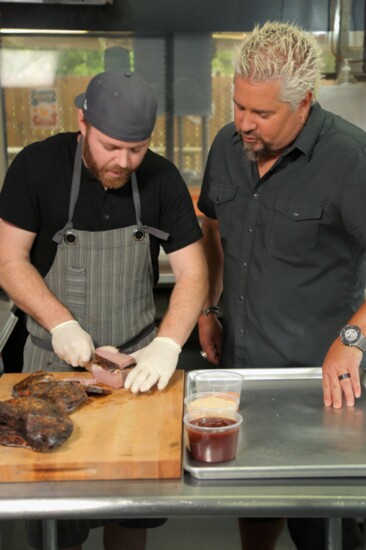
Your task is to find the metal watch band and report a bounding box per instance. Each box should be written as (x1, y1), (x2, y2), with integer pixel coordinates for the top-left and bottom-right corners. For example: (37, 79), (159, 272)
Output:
(357, 336), (366, 353)
(201, 306), (220, 316)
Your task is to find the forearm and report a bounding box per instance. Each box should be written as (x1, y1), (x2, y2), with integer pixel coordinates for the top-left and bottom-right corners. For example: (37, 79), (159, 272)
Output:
(196, 217), (223, 362)
(158, 272), (207, 346)
(0, 260), (74, 331)
(158, 244), (208, 346)
(200, 216), (223, 307)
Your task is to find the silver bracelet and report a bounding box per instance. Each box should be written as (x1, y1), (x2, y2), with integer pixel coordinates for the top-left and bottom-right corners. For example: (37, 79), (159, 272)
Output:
(201, 306), (220, 316)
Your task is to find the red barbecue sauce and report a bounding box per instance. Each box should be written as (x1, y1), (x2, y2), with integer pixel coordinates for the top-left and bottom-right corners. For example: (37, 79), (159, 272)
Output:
(187, 416), (240, 463)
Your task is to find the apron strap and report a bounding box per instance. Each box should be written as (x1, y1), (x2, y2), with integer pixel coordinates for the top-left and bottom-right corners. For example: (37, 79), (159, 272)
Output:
(52, 142), (169, 244)
(52, 137), (83, 244)
(131, 173), (170, 242)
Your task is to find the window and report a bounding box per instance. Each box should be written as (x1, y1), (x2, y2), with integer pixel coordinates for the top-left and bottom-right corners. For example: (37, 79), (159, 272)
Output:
(1, 30), (364, 213)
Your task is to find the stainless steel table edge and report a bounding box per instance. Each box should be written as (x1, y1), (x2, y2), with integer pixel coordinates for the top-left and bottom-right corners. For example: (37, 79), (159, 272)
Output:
(184, 367), (323, 381)
(1, 476), (366, 520)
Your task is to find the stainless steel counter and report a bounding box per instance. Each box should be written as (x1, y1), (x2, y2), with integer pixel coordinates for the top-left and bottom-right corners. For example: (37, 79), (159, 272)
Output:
(0, 473), (365, 550)
(3, 369), (366, 521)
(1, 474), (366, 521)
(1, 367), (366, 549)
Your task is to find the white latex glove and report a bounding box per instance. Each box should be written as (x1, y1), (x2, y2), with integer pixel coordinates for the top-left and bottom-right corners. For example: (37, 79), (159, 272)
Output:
(51, 320), (95, 367)
(125, 336), (181, 393)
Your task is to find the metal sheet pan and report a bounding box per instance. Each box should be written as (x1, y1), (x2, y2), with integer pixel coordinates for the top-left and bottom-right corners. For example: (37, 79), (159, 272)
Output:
(183, 368), (366, 480)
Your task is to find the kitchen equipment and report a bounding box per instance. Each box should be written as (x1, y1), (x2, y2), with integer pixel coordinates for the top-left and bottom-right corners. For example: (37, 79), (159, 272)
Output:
(184, 368), (366, 480)
(193, 370), (243, 398)
(0, 370), (184, 482)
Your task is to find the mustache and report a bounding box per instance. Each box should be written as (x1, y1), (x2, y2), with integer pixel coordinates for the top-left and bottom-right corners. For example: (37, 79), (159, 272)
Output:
(241, 131), (260, 139)
(107, 166), (130, 175)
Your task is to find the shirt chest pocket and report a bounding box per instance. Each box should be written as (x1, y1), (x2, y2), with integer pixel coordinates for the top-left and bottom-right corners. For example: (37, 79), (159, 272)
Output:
(208, 183), (238, 238)
(269, 198), (323, 256)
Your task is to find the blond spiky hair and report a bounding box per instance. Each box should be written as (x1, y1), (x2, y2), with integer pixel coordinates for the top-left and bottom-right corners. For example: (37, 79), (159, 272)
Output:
(235, 21), (323, 108)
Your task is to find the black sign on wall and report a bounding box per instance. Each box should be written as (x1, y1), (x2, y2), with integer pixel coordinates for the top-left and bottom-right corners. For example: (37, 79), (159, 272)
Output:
(133, 34), (212, 116)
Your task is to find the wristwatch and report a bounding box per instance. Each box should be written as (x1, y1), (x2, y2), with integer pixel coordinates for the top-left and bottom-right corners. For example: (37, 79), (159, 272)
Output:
(339, 325), (366, 352)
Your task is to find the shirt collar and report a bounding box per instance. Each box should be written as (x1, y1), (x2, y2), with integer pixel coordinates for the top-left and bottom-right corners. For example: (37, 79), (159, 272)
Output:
(289, 101), (325, 158)
(228, 123), (242, 145)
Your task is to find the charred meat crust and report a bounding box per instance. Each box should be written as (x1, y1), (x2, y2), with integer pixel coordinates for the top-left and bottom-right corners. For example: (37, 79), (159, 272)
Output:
(0, 397), (73, 452)
(13, 373), (88, 414)
(94, 350), (136, 372)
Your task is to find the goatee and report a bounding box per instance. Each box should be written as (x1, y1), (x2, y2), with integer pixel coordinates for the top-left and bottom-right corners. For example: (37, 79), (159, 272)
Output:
(241, 135), (283, 163)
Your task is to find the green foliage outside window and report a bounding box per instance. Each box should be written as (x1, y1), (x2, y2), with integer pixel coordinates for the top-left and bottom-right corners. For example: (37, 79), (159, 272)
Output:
(56, 50), (105, 76)
(54, 41), (336, 79)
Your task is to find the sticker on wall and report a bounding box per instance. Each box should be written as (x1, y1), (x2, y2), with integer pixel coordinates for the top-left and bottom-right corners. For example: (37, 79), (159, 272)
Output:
(30, 89), (58, 129)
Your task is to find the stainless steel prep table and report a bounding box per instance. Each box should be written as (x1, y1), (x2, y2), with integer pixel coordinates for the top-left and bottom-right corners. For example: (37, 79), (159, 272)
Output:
(1, 367), (366, 549)
(1, 475), (366, 549)
(2, 473), (366, 520)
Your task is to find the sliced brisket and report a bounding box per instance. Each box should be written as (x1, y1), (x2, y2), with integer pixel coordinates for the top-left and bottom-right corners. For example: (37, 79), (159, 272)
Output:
(87, 346), (136, 388)
(95, 346), (136, 370)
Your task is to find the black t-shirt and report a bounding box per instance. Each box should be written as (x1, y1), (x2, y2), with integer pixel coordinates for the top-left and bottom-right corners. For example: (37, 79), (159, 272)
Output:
(0, 132), (202, 283)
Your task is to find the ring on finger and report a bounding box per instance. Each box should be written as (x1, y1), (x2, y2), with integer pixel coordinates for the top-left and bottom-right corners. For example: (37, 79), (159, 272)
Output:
(338, 373), (351, 381)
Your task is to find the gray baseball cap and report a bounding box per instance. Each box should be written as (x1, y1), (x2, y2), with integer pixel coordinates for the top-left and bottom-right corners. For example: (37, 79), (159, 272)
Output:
(74, 71), (157, 142)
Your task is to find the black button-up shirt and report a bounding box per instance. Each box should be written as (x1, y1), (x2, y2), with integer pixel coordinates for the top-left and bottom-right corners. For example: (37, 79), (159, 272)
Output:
(198, 102), (366, 368)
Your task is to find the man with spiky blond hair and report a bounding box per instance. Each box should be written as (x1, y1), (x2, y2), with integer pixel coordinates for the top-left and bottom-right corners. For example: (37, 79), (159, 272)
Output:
(198, 21), (365, 549)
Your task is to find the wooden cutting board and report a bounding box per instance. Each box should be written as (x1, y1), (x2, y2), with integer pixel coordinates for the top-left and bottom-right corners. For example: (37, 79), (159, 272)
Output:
(0, 370), (184, 482)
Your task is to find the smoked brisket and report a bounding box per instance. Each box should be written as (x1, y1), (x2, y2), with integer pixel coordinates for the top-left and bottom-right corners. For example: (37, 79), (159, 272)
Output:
(12, 371), (88, 413)
(0, 397), (73, 452)
(87, 346), (136, 388)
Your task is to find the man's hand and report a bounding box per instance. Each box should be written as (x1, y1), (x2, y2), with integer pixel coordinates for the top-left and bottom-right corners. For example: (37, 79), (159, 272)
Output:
(198, 314), (223, 365)
(125, 337), (181, 393)
(51, 320), (95, 367)
(322, 338), (362, 409)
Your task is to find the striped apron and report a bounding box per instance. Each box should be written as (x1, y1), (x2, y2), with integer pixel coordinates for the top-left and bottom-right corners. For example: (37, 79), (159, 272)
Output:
(23, 137), (168, 373)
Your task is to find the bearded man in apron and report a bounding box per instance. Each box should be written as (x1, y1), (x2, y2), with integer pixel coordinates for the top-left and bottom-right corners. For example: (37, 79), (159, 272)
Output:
(0, 71), (207, 550)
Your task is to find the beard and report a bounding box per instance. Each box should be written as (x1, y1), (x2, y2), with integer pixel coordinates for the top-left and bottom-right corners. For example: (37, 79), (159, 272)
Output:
(83, 132), (132, 190)
(241, 133), (274, 162)
(241, 133), (288, 162)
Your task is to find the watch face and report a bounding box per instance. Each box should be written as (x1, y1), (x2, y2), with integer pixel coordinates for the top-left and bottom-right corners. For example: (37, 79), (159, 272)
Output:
(343, 326), (361, 344)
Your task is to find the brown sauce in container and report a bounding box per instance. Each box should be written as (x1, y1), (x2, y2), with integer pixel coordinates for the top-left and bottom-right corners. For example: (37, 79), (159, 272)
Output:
(187, 416), (240, 463)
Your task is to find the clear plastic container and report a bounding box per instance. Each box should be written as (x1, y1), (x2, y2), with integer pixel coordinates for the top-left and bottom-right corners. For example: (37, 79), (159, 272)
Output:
(194, 370), (243, 398)
(184, 391), (240, 415)
(184, 411), (243, 463)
